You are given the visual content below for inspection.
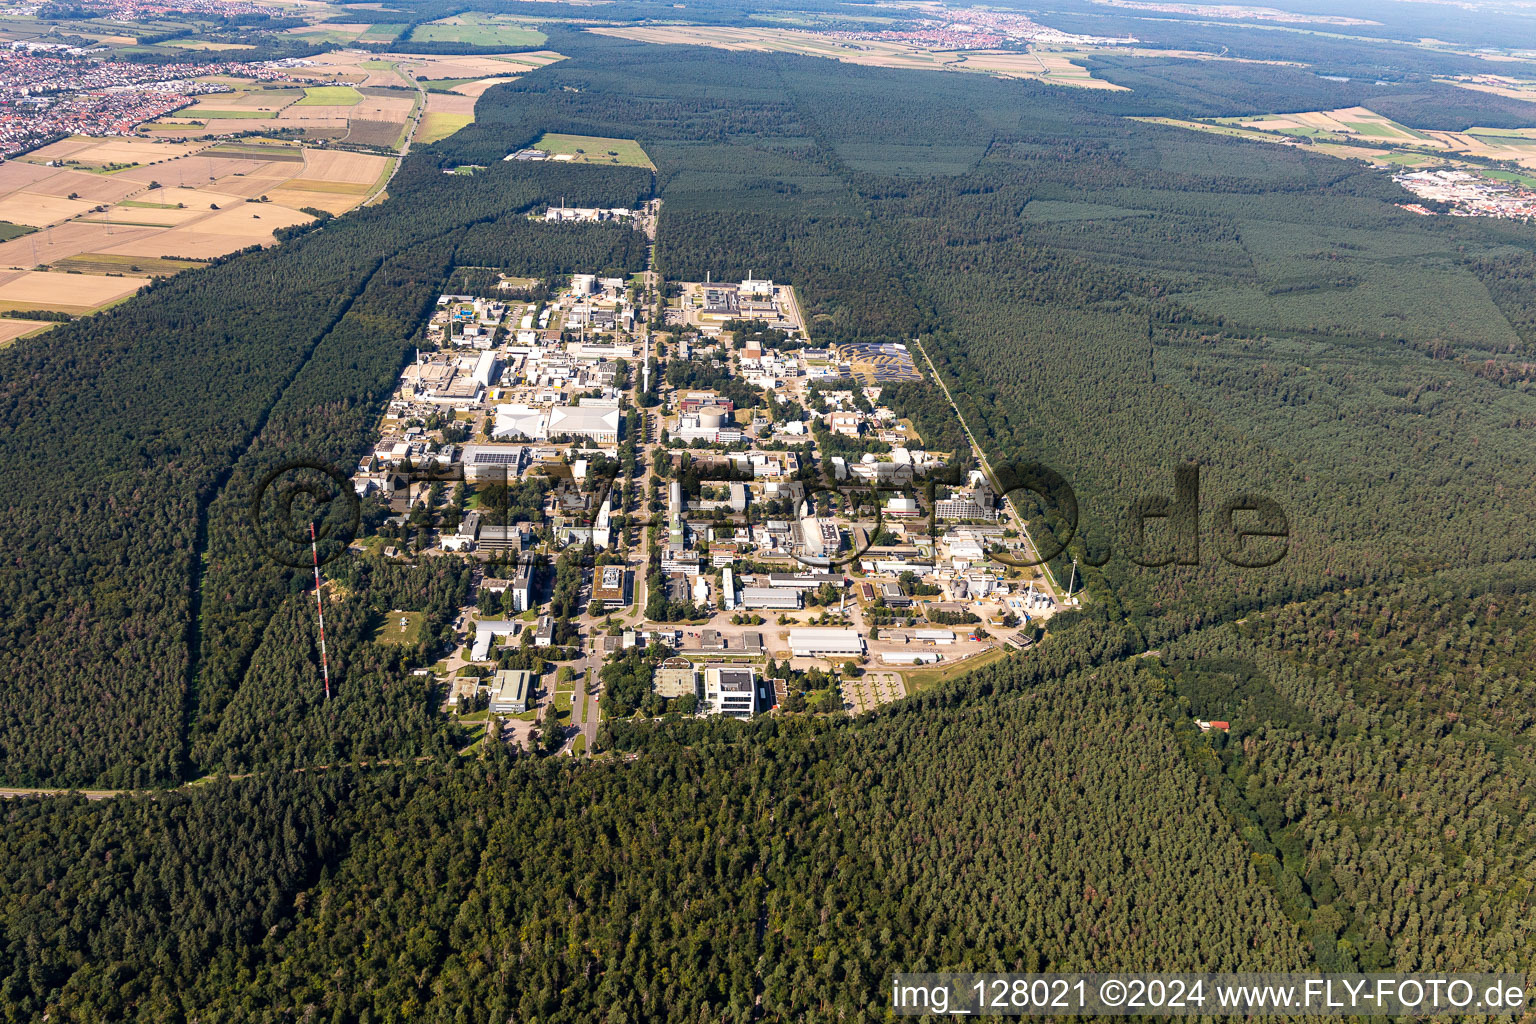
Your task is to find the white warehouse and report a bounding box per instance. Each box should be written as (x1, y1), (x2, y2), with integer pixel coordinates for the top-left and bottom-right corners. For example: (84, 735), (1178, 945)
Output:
(789, 628), (865, 658)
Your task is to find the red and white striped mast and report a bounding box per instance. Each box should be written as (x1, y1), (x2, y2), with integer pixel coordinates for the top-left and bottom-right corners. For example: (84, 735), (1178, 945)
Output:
(309, 521), (332, 700)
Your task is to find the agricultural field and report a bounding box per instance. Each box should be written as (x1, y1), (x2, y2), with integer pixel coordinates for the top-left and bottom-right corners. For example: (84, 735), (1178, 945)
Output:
(0, 317), (46, 346)
(0, 135), (388, 290)
(533, 133), (655, 169)
(420, 92), (476, 145)
(280, 49), (564, 89)
(0, 269), (142, 314)
(1216, 106), (1536, 169)
(1439, 74), (1536, 101)
(410, 13), (547, 48)
(591, 26), (1170, 89)
(145, 81), (414, 147)
(297, 85), (364, 107)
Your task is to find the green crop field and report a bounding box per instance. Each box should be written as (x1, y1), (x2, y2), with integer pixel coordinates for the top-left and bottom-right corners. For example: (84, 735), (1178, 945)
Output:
(421, 78), (478, 92)
(51, 254), (202, 275)
(410, 14), (546, 47)
(419, 112), (473, 145)
(359, 23), (405, 42)
(297, 85), (363, 106)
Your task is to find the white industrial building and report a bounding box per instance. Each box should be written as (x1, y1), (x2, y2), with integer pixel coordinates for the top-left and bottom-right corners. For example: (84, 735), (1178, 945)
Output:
(492, 403), (622, 444)
(489, 669), (533, 713)
(549, 404), (622, 443)
(472, 351), (500, 387)
(472, 620), (519, 661)
(789, 628), (866, 658)
(703, 665), (759, 718)
(740, 587), (800, 610)
(460, 444), (527, 484)
(882, 651), (941, 665)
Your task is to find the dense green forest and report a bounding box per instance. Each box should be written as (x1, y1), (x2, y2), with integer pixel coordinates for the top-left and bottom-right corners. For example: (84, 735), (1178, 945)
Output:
(2, 20), (1536, 1020)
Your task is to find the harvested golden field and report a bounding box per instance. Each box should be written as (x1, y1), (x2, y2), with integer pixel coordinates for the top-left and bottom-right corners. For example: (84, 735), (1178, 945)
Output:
(19, 136), (193, 170)
(0, 221), (160, 271)
(262, 189), (363, 215)
(0, 162), (57, 194)
(0, 270), (143, 313)
(182, 89), (303, 113)
(0, 318), (47, 346)
(0, 193), (100, 228)
(87, 203), (211, 226)
(425, 91), (476, 116)
(100, 203), (313, 259)
(21, 168), (145, 204)
(117, 153), (286, 187)
(452, 76), (516, 97)
(300, 149), (393, 185)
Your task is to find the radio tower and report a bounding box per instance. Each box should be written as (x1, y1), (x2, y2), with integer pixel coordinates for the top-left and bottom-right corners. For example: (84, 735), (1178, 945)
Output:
(309, 522), (332, 700)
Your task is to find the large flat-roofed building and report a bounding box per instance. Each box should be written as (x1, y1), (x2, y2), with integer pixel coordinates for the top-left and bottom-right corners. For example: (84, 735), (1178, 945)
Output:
(654, 660), (698, 699)
(489, 669), (533, 713)
(478, 524), (530, 553)
(789, 628), (866, 658)
(741, 587), (801, 610)
(593, 565), (631, 610)
(472, 620), (518, 661)
(493, 404), (548, 441)
(698, 284), (740, 321)
(768, 572), (843, 590)
(461, 444), (528, 483)
(472, 351), (500, 387)
(704, 665), (757, 717)
(934, 493), (997, 521)
(547, 404), (622, 444)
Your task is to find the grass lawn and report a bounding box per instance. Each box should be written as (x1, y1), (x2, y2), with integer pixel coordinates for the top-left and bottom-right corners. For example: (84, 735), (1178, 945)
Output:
(572, 734), (587, 755)
(532, 132), (655, 170)
(902, 645), (1010, 693)
(297, 85), (363, 106)
(373, 609), (426, 646)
